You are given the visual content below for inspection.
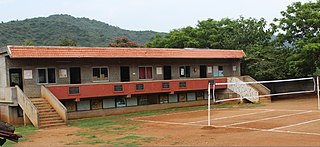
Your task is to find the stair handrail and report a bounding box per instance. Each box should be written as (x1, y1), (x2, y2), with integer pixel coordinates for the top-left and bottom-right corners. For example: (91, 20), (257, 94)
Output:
(40, 85), (68, 123)
(240, 76), (271, 95)
(15, 86), (39, 128)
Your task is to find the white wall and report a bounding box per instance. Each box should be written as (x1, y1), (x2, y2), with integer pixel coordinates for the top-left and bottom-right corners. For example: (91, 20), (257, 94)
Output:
(227, 77), (259, 103)
(0, 56), (6, 99)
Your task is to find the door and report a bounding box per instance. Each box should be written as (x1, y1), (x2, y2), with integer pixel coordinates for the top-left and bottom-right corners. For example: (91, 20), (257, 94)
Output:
(120, 66), (130, 82)
(9, 68), (23, 90)
(163, 66), (172, 80)
(70, 67), (81, 84)
(200, 65), (207, 78)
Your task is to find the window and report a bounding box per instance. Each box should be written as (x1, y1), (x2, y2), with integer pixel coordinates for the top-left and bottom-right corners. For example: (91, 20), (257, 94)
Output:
(38, 69), (46, 83)
(92, 67), (108, 81)
(179, 81), (186, 88)
(162, 82), (170, 89)
(136, 84), (144, 91)
(160, 95), (169, 104)
(38, 68), (56, 83)
(127, 97), (138, 106)
(179, 66), (190, 78)
(69, 87), (80, 94)
(187, 92), (196, 101)
(91, 99), (103, 110)
(76, 100), (91, 111)
(156, 67), (163, 75)
(178, 93), (187, 102)
(138, 95), (159, 105)
(62, 100), (76, 112)
(114, 85), (123, 91)
(196, 91), (204, 100)
(138, 96), (148, 105)
(115, 97), (126, 107)
(48, 68), (56, 83)
(213, 66), (224, 77)
(103, 98), (115, 109)
(139, 66), (152, 79)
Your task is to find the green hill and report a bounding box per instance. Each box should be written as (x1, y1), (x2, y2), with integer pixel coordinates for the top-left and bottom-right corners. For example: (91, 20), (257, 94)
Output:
(0, 14), (165, 47)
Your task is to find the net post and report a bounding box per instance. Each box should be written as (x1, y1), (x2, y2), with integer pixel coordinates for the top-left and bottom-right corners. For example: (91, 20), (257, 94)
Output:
(317, 76), (320, 110)
(207, 82), (211, 127)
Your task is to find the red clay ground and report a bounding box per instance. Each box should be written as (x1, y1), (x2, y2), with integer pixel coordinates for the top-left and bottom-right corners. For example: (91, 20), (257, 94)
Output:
(15, 94), (320, 146)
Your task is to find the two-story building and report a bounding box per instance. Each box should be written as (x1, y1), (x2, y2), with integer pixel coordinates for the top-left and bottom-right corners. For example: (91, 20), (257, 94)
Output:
(0, 46), (270, 128)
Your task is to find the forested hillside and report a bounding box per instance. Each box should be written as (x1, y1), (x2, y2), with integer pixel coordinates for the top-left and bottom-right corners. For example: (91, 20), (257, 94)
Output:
(0, 14), (165, 47)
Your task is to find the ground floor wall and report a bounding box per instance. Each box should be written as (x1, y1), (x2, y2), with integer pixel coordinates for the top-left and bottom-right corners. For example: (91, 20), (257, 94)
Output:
(0, 105), (23, 124)
(68, 100), (209, 119)
(63, 90), (230, 119)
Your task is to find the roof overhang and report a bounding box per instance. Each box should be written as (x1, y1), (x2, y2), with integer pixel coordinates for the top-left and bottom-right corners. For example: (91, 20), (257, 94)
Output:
(7, 45), (246, 59)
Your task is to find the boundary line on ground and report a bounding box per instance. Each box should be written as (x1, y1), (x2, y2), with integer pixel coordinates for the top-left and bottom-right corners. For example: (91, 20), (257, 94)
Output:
(226, 125), (320, 136)
(133, 118), (320, 136)
(187, 110), (274, 124)
(130, 107), (257, 120)
(269, 118), (320, 131)
(131, 109), (320, 137)
(223, 111), (313, 127)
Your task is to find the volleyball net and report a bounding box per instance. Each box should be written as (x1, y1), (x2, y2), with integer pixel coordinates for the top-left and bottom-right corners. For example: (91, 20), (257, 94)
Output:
(206, 76), (320, 127)
(208, 76), (320, 107)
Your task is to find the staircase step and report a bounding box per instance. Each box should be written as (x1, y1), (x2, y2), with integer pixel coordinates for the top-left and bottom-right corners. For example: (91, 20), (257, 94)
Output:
(40, 122), (66, 128)
(39, 110), (57, 114)
(40, 116), (63, 121)
(40, 119), (64, 125)
(29, 97), (66, 128)
(39, 112), (60, 117)
(34, 103), (51, 106)
(30, 98), (46, 102)
(35, 105), (53, 109)
(40, 114), (60, 119)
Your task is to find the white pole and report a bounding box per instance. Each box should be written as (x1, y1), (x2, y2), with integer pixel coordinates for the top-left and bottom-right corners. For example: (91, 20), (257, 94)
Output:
(317, 76), (320, 110)
(213, 84), (216, 103)
(208, 82), (211, 127)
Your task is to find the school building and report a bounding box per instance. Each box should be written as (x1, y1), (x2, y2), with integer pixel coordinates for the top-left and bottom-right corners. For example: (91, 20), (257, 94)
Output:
(0, 46), (270, 128)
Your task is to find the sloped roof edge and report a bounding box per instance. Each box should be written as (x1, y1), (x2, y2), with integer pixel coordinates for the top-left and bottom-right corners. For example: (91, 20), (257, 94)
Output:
(7, 45), (246, 59)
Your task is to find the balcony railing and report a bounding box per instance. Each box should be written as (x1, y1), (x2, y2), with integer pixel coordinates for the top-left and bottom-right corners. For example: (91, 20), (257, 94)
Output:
(46, 78), (227, 100)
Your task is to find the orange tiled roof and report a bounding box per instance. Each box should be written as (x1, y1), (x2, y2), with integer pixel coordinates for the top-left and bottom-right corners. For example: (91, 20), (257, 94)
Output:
(7, 46), (245, 59)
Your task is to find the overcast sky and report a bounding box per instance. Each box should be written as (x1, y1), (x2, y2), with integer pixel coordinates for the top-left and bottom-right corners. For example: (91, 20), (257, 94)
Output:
(0, 0), (314, 32)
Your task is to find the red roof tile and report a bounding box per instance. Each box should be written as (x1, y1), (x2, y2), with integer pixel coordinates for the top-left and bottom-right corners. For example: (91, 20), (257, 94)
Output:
(7, 46), (245, 59)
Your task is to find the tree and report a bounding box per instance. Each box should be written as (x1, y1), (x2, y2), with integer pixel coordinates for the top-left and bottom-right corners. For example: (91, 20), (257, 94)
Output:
(147, 17), (274, 50)
(108, 36), (141, 48)
(273, 0), (320, 76)
(58, 38), (77, 46)
(21, 39), (34, 46)
(147, 17), (281, 80)
(244, 45), (290, 80)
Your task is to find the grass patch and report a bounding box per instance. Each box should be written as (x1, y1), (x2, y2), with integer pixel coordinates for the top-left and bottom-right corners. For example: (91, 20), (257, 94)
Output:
(2, 125), (37, 147)
(84, 139), (104, 145)
(68, 117), (116, 129)
(87, 135), (97, 139)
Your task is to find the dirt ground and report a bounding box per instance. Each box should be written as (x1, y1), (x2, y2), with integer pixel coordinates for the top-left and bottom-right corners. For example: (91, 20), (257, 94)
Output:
(15, 94), (320, 146)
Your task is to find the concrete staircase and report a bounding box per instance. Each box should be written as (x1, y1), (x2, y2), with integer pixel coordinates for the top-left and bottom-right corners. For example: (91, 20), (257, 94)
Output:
(30, 97), (65, 128)
(226, 76), (271, 103)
